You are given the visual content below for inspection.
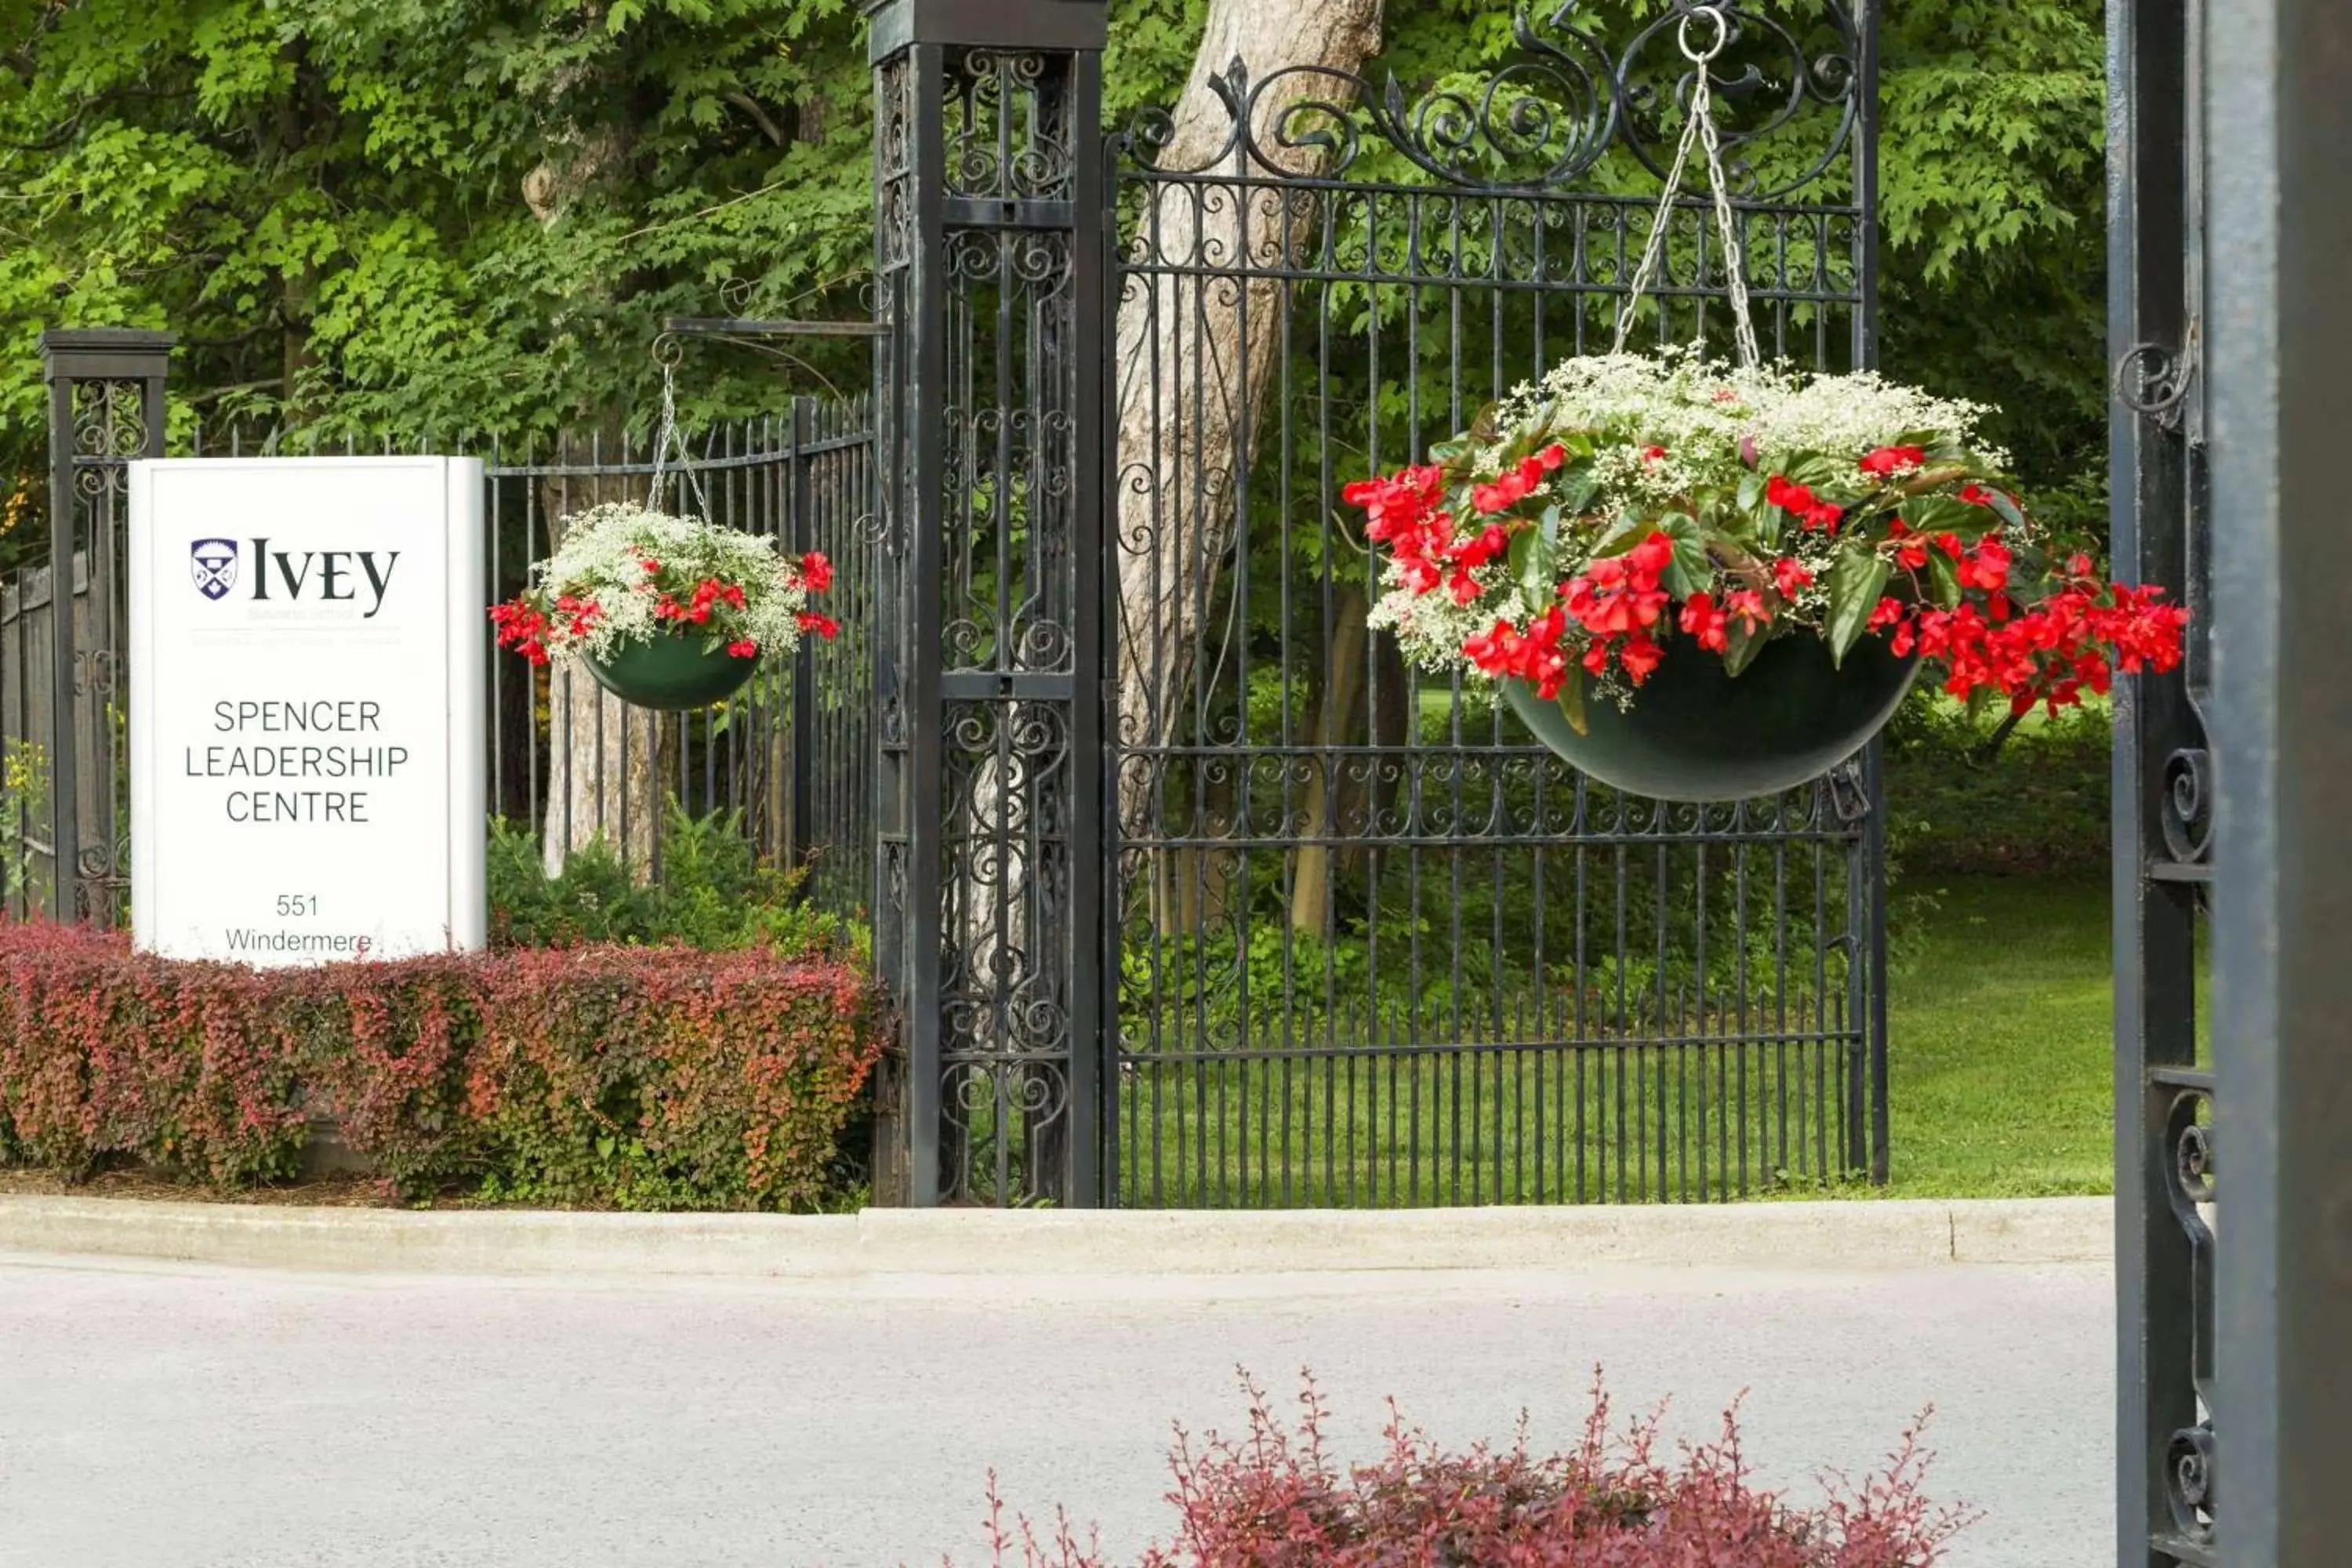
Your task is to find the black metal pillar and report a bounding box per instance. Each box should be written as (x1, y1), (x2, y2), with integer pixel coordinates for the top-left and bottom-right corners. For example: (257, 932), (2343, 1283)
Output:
(2111, 0), (2218, 1556)
(38, 328), (172, 926)
(2205, 0), (2352, 1560)
(869, 0), (1109, 1206)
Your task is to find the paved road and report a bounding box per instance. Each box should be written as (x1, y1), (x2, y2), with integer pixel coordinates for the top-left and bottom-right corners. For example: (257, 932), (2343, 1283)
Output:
(0, 1256), (2110, 1566)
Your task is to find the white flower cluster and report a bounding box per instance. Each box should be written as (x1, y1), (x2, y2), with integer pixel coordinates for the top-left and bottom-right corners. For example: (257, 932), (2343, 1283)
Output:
(1363, 349), (2019, 695)
(1492, 349), (2007, 515)
(1366, 563), (1498, 675)
(530, 503), (812, 660)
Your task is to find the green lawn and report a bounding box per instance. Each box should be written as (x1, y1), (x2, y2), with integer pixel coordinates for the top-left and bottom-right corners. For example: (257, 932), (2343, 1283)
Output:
(1883, 874), (2124, 1198)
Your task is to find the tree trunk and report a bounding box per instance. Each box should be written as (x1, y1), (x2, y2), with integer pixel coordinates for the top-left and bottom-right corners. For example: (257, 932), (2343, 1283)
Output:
(1337, 629), (1410, 884)
(1287, 586), (1370, 937)
(539, 434), (662, 881)
(522, 41), (657, 880)
(1111, 0), (1386, 857)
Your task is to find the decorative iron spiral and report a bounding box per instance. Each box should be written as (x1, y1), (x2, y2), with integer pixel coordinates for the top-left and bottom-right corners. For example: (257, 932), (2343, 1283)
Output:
(1113, 2), (1860, 199)
(2165, 1423), (2216, 1542)
(2160, 746), (2213, 866)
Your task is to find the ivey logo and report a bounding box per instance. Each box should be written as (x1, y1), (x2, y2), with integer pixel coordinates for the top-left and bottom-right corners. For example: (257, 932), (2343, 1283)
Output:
(189, 538), (239, 601)
(187, 537), (401, 618)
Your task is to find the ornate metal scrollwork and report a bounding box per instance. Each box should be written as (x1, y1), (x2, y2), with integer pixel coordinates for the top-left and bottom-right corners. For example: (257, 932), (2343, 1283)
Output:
(946, 50), (1074, 200)
(2157, 1080), (2216, 1555)
(2174, 1117), (2214, 1204)
(1116, 1), (1860, 198)
(2165, 1422), (2217, 1545)
(2159, 746), (2213, 866)
(2115, 328), (2198, 435)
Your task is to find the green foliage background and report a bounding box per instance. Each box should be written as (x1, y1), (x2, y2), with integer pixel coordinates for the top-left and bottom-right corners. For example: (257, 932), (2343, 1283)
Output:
(2, 0), (2102, 508)
(2, 0), (2111, 873)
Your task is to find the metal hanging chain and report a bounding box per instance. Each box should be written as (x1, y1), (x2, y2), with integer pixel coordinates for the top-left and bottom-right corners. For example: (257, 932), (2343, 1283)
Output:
(645, 340), (715, 525)
(1610, 5), (1762, 369)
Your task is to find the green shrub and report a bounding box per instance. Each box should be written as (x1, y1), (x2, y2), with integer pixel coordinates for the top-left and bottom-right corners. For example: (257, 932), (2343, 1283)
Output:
(488, 802), (861, 958)
(1885, 695), (2111, 880)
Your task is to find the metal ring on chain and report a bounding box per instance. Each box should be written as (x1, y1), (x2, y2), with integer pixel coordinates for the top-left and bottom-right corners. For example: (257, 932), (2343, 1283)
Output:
(1676, 5), (1730, 63)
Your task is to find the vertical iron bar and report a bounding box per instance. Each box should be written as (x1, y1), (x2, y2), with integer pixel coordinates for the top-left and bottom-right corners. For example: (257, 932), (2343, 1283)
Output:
(2111, 0), (2205, 1559)
(790, 397), (816, 868)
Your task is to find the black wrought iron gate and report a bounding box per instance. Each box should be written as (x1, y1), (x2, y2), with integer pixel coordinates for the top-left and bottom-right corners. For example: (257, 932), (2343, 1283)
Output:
(870, 0), (1889, 1209)
(2113, 0), (2352, 1560)
(2110, 0), (2214, 1557)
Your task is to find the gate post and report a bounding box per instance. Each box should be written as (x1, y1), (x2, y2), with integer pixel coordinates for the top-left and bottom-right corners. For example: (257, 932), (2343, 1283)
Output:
(38, 328), (172, 926)
(2204, 0), (2352, 1559)
(868, 0), (1109, 1206)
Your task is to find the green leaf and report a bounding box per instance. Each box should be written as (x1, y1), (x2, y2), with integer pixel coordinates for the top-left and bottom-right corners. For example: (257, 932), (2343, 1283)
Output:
(1509, 522), (1550, 608)
(1661, 534), (1714, 601)
(1925, 549), (1962, 608)
(1589, 512), (1646, 559)
(1723, 619), (1769, 678)
(1983, 488), (2029, 531)
(1557, 671), (1589, 736)
(1901, 494), (1990, 535)
(1736, 469), (1766, 514)
(1782, 453), (1846, 491)
(1825, 548), (1893, 666)
(1552, 467), (1599, 515)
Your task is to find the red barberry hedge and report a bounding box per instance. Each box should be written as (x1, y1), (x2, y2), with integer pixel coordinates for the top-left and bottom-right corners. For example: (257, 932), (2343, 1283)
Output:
(0, 922), (884, 1210)
(971, 1374), (1973, 1567)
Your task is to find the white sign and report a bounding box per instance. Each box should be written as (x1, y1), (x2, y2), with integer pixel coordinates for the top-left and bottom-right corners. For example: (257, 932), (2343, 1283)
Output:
(129, 457), (486, 966)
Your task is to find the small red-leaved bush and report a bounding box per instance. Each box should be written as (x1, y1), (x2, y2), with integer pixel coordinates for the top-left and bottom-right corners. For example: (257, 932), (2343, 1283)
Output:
(0, 922), (883, 1209)
(971, 1373), (1973, 1567)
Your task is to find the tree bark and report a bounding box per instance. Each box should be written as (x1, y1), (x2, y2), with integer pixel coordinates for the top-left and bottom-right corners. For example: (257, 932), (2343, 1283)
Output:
(539, 432), (662, 881)
(1287, 586), (1369, 937)
(521, 31), (659, 880)
(1111, 0), (1386, 857)
(960, 0), (1385, 978)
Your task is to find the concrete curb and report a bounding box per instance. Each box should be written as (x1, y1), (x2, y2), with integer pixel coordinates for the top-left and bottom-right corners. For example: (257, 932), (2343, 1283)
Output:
(0, 1193), (2112, 1279)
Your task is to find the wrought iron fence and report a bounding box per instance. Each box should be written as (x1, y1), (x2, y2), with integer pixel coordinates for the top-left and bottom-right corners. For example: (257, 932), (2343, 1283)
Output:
(26, 0), (1893, 1218)
(3, 374), (878, 933)
(869, 0), (1891, 1208)
(1103, 13), (1882, 1208)
(1, 333), (169, 927)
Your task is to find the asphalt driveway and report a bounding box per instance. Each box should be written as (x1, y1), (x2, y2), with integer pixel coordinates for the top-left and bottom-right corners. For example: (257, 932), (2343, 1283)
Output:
(0, 1255), (2111, 1566)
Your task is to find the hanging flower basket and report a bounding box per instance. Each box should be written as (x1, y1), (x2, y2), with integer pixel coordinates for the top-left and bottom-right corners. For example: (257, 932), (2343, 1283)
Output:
(583, 630), (760, 712)
(1501, 627), (1918, 803)
(489, 503), (837, 711)
(1348, 352), (2188, 802)
(1342, 15), (2185, 803)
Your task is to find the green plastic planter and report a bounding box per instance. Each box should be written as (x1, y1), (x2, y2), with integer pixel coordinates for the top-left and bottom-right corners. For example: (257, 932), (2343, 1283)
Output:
(1504, 633), (1919, 802)
(583, 633), (759, 711)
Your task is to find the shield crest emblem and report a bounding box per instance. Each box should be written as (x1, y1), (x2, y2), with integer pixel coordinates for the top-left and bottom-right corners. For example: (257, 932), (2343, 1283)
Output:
(189, 539), (238, 601)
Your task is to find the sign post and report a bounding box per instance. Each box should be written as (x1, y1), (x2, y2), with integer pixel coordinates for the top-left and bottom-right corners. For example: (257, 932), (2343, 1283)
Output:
(129, 457), (486, 965)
